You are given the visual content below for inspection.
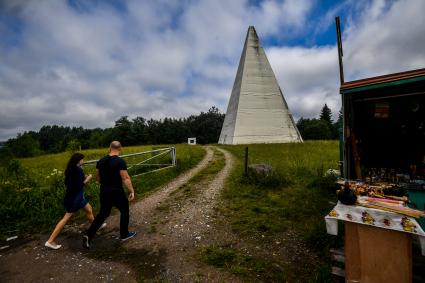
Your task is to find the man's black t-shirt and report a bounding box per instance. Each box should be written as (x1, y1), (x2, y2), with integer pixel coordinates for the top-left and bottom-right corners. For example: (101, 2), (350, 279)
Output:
(96, 155), (127, 192)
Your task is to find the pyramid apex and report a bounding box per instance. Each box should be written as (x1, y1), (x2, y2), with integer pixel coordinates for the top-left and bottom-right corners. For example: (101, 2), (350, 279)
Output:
(218, 25), (303, 144)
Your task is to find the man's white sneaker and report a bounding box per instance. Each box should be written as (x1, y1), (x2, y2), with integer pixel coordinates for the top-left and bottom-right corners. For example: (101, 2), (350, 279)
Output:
(45, 241), (62, 250)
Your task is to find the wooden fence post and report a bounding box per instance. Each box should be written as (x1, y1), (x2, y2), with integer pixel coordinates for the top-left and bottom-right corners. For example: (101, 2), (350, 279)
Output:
(245, 147), (248, 176)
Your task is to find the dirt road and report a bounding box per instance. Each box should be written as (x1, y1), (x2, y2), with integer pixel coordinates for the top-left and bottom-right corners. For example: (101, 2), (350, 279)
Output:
(0, 146), (238, 282)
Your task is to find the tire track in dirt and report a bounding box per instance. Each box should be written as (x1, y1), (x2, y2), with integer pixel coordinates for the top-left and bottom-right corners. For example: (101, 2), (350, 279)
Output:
(130, 146), (215, 222)
(122, 146), (238, 282)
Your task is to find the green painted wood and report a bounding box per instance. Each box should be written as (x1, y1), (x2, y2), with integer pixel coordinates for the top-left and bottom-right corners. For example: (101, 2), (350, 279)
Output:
(341, 76), (425, 94)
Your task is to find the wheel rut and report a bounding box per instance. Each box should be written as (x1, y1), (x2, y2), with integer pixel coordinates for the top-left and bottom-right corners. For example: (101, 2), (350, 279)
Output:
(122, 146), (238, 282)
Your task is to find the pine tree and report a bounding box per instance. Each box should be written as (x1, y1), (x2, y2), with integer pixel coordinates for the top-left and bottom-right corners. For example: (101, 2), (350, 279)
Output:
(319, 104), (333, 126)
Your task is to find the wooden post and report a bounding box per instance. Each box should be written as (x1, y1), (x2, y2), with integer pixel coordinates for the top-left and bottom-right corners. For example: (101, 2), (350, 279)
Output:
(335, 16), (345, 85)
(244, 147), (249, 176)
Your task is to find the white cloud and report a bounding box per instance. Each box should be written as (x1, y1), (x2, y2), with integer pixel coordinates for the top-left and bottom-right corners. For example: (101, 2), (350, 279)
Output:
(0, 0), (424, 140)
(344, 0), (425, 78)
(268, 45), (340, 120)
(267, 0), (425, 121)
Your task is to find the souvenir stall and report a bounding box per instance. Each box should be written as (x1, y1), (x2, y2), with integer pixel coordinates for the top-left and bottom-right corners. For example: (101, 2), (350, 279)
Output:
(326, 68), (425, 283)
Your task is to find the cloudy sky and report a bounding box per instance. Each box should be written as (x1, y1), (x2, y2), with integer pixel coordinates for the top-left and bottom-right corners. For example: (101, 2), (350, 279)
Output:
(1, 0), (425, 141)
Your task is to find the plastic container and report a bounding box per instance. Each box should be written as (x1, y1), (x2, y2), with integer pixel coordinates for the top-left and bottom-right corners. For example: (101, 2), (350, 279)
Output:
(407, 187), (425, 230)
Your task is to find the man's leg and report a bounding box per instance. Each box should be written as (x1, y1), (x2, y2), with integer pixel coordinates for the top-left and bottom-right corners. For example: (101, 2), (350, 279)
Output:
(86, 192), (113, 240)
(113, 190), (130, 239)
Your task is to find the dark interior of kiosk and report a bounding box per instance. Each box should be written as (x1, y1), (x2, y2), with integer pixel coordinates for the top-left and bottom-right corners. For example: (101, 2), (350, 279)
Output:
(346, 81), (425, 182)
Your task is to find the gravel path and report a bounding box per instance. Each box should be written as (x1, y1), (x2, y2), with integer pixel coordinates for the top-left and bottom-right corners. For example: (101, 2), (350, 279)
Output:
(0, 146), (237, 282)
(129, 146), (215, 222)
(122, 147), (238, 282)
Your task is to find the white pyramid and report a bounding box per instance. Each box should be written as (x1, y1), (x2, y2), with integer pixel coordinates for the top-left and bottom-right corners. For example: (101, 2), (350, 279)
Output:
(218, 26), (303, 144)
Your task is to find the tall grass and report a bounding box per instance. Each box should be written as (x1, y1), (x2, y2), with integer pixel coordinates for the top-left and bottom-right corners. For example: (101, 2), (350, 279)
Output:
(220, 140), (339, 235)
(0, 144), (205, 238)
(217, 141), (342, 281)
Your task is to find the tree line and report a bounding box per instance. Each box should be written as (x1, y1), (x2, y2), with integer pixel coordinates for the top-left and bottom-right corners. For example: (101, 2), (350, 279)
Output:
(2, 107), (224, 158)
(1, 104), (341, 158)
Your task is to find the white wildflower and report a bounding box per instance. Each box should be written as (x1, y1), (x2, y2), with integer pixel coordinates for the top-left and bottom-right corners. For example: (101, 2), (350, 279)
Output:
(325, 169), (340, 177)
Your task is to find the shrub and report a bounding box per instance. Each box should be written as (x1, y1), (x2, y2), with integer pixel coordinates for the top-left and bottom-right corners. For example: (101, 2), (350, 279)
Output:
(66, 140), (81, 153)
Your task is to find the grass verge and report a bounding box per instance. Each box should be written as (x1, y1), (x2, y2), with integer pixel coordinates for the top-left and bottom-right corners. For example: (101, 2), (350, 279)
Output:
(202, 141), (343, 281)
(0, 144), (205, 238)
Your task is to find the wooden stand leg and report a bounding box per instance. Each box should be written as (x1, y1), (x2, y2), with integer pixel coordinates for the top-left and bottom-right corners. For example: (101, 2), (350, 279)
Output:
(345, 222), (361, 282)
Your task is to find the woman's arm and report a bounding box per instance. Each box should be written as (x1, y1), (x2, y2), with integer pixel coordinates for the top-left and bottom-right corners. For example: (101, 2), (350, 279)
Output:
(84, 174), (93, 184)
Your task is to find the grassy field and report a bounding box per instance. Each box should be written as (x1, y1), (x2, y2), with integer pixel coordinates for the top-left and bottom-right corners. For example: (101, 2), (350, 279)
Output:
(206, 141), (342, 281)
(220, 141), (339, 235)
(0, 144), (205, 238)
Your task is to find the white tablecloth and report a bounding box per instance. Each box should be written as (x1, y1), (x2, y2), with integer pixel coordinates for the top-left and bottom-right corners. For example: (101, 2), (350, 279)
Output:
(325, 202), (425, 256)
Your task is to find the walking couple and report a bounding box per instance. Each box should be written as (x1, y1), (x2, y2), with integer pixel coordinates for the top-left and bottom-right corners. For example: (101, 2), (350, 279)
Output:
(45, 141), (137, 250)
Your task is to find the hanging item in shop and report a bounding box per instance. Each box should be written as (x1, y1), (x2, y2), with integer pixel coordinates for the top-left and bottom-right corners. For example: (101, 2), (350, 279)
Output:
(374, 101), (390, 119)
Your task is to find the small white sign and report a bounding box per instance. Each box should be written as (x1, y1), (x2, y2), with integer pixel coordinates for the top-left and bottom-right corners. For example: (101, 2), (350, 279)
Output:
(188, 138), (196, 145)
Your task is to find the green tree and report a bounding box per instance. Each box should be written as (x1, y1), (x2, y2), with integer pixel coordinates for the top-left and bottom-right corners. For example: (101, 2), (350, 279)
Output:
(66, 139), (81, 153)
(332, 108), (343, 139)
(132, 117), (148, 144)
(189, 106), (224, 144)
(146, 118), (161, 144)
(297, 118), (332, 140)
(296, 118), (308, 138)
(88, 128), (106, 148)
(303, 119), (332, 140)
(113, 116), (134, 145)
(319, 104), (333, 127)
(0, 145), (14, 166)
(7, 132), (42, 157)
(38, 125), (73, 153)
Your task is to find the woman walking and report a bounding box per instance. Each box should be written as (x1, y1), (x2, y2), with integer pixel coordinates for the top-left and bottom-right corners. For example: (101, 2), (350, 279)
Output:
(45, 153), (105, 249)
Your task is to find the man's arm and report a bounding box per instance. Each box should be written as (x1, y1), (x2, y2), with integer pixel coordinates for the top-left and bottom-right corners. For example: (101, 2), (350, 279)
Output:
(120, 170), (135, 201)
(96, 169), (101, 183)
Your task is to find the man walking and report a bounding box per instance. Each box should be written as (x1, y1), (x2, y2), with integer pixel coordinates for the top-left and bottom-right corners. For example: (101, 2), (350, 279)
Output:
(83, 141), (136, 248)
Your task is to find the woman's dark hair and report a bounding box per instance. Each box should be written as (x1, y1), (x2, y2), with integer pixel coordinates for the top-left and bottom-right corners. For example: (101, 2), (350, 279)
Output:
(65, 153), (85, 180)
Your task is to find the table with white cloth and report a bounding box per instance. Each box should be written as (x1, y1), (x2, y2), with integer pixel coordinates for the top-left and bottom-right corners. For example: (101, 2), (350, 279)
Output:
(325, 202), (425, 283)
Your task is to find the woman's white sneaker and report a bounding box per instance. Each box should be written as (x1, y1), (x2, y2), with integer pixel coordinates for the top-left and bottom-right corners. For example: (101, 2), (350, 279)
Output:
(45, 241), (62, 250)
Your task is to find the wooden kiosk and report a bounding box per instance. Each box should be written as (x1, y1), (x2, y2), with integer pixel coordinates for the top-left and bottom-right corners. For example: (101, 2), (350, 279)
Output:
(338, 69), (425, 282)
